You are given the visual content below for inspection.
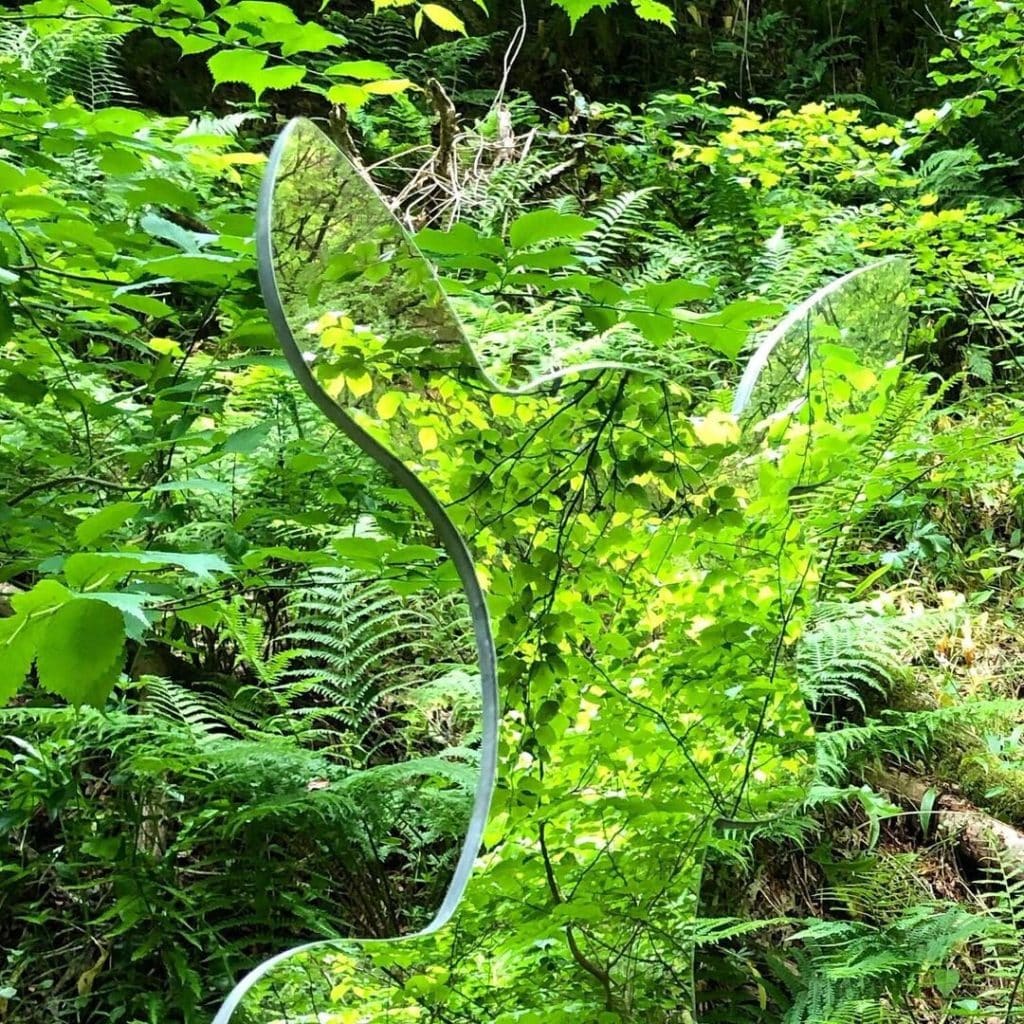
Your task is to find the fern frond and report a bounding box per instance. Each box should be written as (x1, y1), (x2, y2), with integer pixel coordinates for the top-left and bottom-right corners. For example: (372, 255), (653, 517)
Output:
(575, 188), (658, 276)
(796, 601), (948, 711)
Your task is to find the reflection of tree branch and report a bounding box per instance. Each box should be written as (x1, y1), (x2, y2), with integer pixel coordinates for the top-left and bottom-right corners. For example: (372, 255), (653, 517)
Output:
(537, 820), (616, 1010)
(7, 474), (141, 507)
(572, 643), (730, 816)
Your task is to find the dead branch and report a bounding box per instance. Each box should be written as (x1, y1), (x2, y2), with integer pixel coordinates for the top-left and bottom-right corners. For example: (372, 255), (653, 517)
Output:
(868, 766), (1024, 870)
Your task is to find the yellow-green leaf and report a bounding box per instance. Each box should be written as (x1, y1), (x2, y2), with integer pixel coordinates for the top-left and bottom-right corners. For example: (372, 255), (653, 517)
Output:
(631, 0), (674, 26)
(420, 3), (466, 34)
(0, 617), (36, 707)
(327, 60), (396, 80)
(377, 392), (402, 420)
(363, 78), (413, 95)
(327, 83), (370, 109)
(208, 48), (266, 87)
(347, 373), (373, 397)
(489, 393), (515, 417)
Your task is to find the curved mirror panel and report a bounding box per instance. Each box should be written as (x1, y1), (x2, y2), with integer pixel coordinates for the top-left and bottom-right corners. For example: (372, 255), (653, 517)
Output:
(697, 261), (914, 1020)
(253, 115), (499, 949)
(732, 258), (911, 425)
(214, 117), (910, 1024)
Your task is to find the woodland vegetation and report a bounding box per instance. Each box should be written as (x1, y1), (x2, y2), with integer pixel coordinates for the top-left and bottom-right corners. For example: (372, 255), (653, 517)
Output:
(4, 0), (1024, 1022)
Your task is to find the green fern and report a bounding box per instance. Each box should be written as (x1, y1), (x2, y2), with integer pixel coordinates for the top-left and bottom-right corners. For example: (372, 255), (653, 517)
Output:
(814, 700), (1023, 786)
(973, 843), (1024, 1019)
(784, 900), (996, 1022)
(575, 188), (658, 276)
(138, 675), (254, 737)
(796, 601), (947, 711)
(278, 567), (432, 735)
(464, 149), (554, 234)
(0, 21), (135, 109)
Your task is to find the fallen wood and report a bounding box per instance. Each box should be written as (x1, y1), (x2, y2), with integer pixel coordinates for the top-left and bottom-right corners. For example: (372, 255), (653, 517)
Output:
(867, 765), (1024, 871)
(426, 77), (458, 186)
(0, 582), (20, 617)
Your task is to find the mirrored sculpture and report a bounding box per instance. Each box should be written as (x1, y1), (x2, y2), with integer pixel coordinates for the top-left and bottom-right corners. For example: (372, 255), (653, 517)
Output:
(732, 257), (910, 425)
(695, 259), (912, 1021)
(211, 116), (911, 1023)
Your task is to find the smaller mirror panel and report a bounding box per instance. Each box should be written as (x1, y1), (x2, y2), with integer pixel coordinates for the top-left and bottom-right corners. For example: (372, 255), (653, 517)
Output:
(267, 119), (475, 394)
(268, 118), (694, 403)
(732, 258), (911, 425)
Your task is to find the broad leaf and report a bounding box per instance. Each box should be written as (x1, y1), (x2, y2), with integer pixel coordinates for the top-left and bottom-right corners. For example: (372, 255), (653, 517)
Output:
(35, 599), (125, 708)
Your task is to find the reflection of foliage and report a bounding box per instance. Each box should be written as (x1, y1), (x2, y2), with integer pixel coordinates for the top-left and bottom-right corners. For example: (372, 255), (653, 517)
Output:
(796, 601), (948, 712)
(271, 567), (479, 758)
(736, 261), (910, 426)
(701, 850), (997, 1024)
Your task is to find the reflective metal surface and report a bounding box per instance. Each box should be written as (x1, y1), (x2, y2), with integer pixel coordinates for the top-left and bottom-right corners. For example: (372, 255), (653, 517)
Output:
(211, 116), (911, 1024)
(732, 258), (910, 424)
(257, 116), (500, 942)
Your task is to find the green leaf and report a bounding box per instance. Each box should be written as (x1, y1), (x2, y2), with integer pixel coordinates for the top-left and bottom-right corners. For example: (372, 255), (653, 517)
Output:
(11, 579), (72, 616)
(509, 246), (579, 270)
(88, 593), (152, 640)
(207, 47), (304, 97)
(509, 211), (597, 249)
(160, 0), (205, 17)
(142, 254), (248, 286)
(327, 83), (370, 108)
(633, 279), (714, 310)
(275, 22), (345, 56)
(489, 393), (516, 417)
(64, 551), (231, 590)
(0, 617), (36, 707)
(257, 65), (306, 93)
(327, 60), (396, 80)
(676, 312), (750, 358)
(631, 0), (674, 26)
(75, 502), (141, 547)
(420, 4), (466, 34)
(150, 478), (232, 495)
(208, 48), (267, 87)
(415, 223), (505, 257)
(624, 309), (676, 344)
(162, 26), (221, 56)
(140, 213), (212, 254)
(2, 372), (47, 405)
(123, 551), (232, 581)
(220, 422), (272, 455)
(363, 78), (412, 95)
(175, 601), (225, 629)
(215, 0), (297, 26)
(35, 599), (125, 708)
(715, 299), (785, 324)
(550, 0), (615, 30)
(919, 786), (939, 837)
(0, 293), (13, 345)
(63, 554), (151, 591)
